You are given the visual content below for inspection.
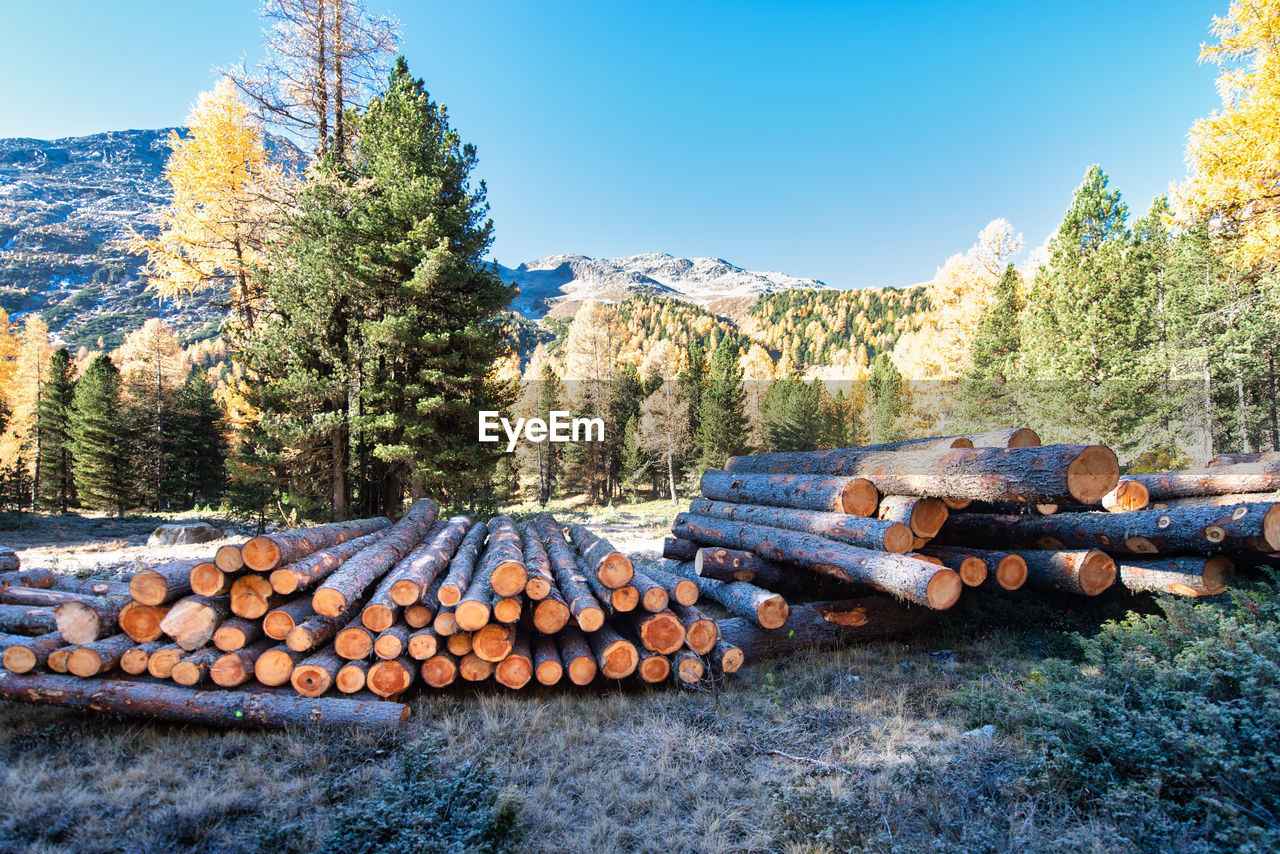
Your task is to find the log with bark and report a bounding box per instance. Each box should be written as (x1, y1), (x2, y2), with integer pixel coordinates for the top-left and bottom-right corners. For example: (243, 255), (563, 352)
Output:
(214, 544), (245, 573)
(407, 627), (439, 661)
(446, 631), (473, 657)
(120, 640), (167, 676)
(633, 559), (700, 606)
(1117, 555), (1232, 597)
(210, 639), (275, 688)
(710, 639), (744, 674)
(291, 649), (343, 698)
(368, 657), (416, 697)
(534, 633), (563, 685)
(532, 586), (571, 634)
(1150, 492), (1280, 510)
(46, 648), (69, 673)
(420, 652), (459, 688)
(455, 554), (496, 632)
(687, 498), (913, 553)
(241, 516), (392, 572)
(663, 537), (699, 561)
(625, 609), (686, 655)
(1126, 461), (1280, 500)
(520, 523), (555, 600)
(211, 617), (263, 652)
(533, 516), (604, 631)
(0, 567), (56, 591)
(691, 547), (861, 598)
(630, 570), (669, 613)
(254, 644), (307, 687)
(672, 650), (704, 684)
(699, 470), (880, 517)
(1, 631), (65, 673)
(129, 559), (204, 606)
(667, 600), (719, 654)
(373, 625), (411, 660)
(118, 601), (170, 643)
(559, 625), (598, 685)
(51, 589), (132, 645)
(725, 444), (1119, 505)
(717, 596), (932, 659)
(436, 521), (489, 607)
(189, 561), (235, 598)
(665, 560), (789, 628)
(494, 631), (533, 690)
(492, 595), (523, 624)
(936, 503), (1280, 555)
(635, 646), (671, 683)
(723, 431), (1040, 474)
(567, 522), (634, 589)
(483, 516), (527, 598)
(335, 659), (370, 694)
(0, 670), (411, 727)
(159, 595), (232, 651)
(672, 513), (962, 609)
(229, 574), (281, 620)
(919, 546), (1027, 591)
(360, 572), (402, 634)
(263, 599), (315, 640)
(0, 546), (20, 573)
(1100, 479), (1150, 513)
(1209, 451), (1280, 467)
(585, 621), (638, 679)
(876, 496), (949, 538)
(172, 647), (223, 687)
(67, 634), (136, 677)
(287, 613), (347, 654)
(458, 651), (494, 682)
(1020, 550), (1117, 596)
(312, 499), (439, 618)
(146, 644), (186, 679)
(268, 529), (388, 595)
(387, 515), (471, 606)
(0, 604), (57, 636)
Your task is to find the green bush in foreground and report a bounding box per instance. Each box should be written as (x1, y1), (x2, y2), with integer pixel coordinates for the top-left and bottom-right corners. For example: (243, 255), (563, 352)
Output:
(970, 578), (1280, 853)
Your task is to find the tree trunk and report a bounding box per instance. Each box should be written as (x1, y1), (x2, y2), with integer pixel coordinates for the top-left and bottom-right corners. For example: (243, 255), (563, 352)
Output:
(312, 499), (438, 617)
(262, 599), (315, 641)
(700, 470), (879, 516)
(66, 633), (136, 677)
(212, 617), (263, 652)
(118, 601), (170, 643)
(876, 496), (948, 537)
(936, 504), (1280, 555)
(172, 647), (223, 686)
(688, 498), (912, 553)
(130, 560), (204, 606)
(159, 595), (232, 651)
(387, 516), (470, 606)
(668, 559), (789, 628)
(532, 516), (604, 631)
(242, 517), (392, 572)
(1018, 549), (1116, 596)
(292, 649), (343, 698)
(268, 529), (387, 595)
(567, 522), (634, 588)
(672, 514), (962, 609)
(726, 444), (1118, 505)
(558, 625), (598, 685)
(625, 609), (685, 654)
(632, 558), (700, 606)
(1126, 461), (1280, 500)
(919, 546), (1027, 591)
(667, 601), (719, 654)
(1, 631), (64, 673)
(420, 652), (458, 688)
(584, 621), (638, 679)
(0, 670), (409, 727)
(662, 537), (699, 561)
(1117, 555), (1231, 597)
(494, 631), (533, 689)
(533, 633), (563, 685)
(229, 575), (281, 620)
(717, 596), (931, 658)
(211, 638), (276, 687)
(436, 521), (489, 606)
(483, 516), (527, 598)
(520, 522), (555, 600)
(190, 562), (234, 598)
(667, 450), (677, 504)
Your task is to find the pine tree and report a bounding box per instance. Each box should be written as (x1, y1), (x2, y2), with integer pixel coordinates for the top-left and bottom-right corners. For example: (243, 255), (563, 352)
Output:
(761, 377), (824, 452)
(36, 348), (76, 512)
(697, 338), (749, 467)
(822, 388), (857, 449)
(964, 262), (1023, 423)
(679, 338), (709, 443)
(536, 362), (565, 505)
(166, 370), (227, 508)
(117, 319), (186, 511)
(70, 355), (132, 515)
(609, 362), (645, 494)
(870, 354), (906, 442)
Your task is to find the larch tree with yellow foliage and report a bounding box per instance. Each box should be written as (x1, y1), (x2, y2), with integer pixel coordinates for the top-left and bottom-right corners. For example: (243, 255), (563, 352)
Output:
(0, 316), (52, 507)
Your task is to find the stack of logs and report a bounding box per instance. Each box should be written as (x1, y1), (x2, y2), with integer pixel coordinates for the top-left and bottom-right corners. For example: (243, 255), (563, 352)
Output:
(0, 500), (742, 727)
(665, 430), (1275, 658)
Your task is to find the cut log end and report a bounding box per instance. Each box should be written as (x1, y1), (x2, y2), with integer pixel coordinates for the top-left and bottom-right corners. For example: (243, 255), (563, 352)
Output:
(1265, 504), (1280, 551)
(269, 571), (300, 596)
(368, 660), (414, 697)
(291, 664), (334, 698)
(610, 586), (639, 613)
(120, 648), (152, 675)
(912, 498), (950, 538)
(361, 604), (396, 634)
(128, 573), (170, 607)
(598, 553), (635, 589)
(884, 522), (915, 555)
(1065, 445), (1121, 505)
(253, 649), (297, 686)
(675, 652), (704, 683)
(1079, 550), (1118, 596)
(2, 647), (37, 674)
(388, 579), (421, 607)
(525, 576), (552, 600)
(311, 588), (347, 619)
(1202, 556), (1232, 595)
(637, 654), (671, 683)
(214, 544), (244, 573)
(490, 561), (528, 598)
(240, 537), (281, 572)
(673, 579), (699, 606)
(717, 642), (744, 673)
(1103, 479), (1150, 513)
(535, 657), (563, 686)
(335, 662), (368, 694)
(1007, 428), (1041, 447)
(567, 655), (597, 686)
(421, 654), (458, 688)
(495, 655), (532, 690)
(532, 599), (571, 634)
(454, 601), (490, 633)
(189, 563), (228, 597)
(576, 607), (605, 633)
(840, 478), (880, 517)
(924, 569), (963, 610)
(995, 555), (1028, 591)
(957, 556), (988, 587)
(758, 595), (790, 630)
(66, 648), (104, 678)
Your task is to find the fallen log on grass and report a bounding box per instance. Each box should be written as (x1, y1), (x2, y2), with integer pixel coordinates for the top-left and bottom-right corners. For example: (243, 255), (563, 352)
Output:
(1116, 556), (1232, 597)
(0, 670), (409, 727)
(0, 567), (56, 590)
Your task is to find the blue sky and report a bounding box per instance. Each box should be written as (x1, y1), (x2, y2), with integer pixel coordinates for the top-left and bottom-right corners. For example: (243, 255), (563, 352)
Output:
(0, 1), (1225, 289)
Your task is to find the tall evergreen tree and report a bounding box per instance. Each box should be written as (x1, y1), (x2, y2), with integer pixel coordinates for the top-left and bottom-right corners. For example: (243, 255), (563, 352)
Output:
(609, 362), (645, 494)
(697, 339), (749, 467)
(536, 362), (565, 506)
(70, 356), (132, 515)
(166, 370), (227, 508)
(761, 377), (824, 452)
(964, 262), (1023, 423)
(869, 354), (906, 442)
(678, 338), (709, 444)
(36, 348), (76, 512)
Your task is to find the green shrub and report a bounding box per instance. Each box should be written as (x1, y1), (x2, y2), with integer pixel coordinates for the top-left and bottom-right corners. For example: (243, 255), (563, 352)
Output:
(965, 578), (1280, 853)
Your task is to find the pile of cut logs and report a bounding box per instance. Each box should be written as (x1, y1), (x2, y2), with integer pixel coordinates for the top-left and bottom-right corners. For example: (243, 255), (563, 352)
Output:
(665, 430), (1276, 658)
(0, 502), (740, 727)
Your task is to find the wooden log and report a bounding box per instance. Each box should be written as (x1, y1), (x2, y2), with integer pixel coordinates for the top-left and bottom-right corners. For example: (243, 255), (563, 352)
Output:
(1021, 550), (1116, 596)
(691, 547), (860, 598)
(1209, 451), (1280, 467)
(919, 546), (1027, 591)
(725, 436), (979, 475)
(1126, 461), (1280, 500)
(311, 500), (439, 618)
(230, 574), (281, 620)
(241, 516), (393, 572)
(214, 544), (245, 573)
(52, 591), (130, 645)
(1150, 492), (1280, 510)
(688, 498), (913, 554)
(494, 631), (533, 689)
(876, 496), (949, 538)
(53, 577), (133, 597)
(0, 604), (57, 636)
(669, 559), (789, 628)
(1, 631), (65, 673)
(1100, 479), (1150, 513)
(532, 590), (571, 635)
(936, 504), (1280, 555)
(404, 603), (433, 629)
(630, 571), (669, 613)
(118, 601), (170, 643)
(725, 444), (1119, 505)
(120, 640), (167, 676)
(668, 601), (719, 654)
(406, 627), (439, 660)
(129, 559), (203, 606)
(566, 522), (634, 588)
(558, 625), (598, 685)
(662, 537), (699, 561)
(263, 599), (315, 640)
(710, 638), (743, 674)
(268, 529), (388, 595)
(1117, 556), (1231, 597)
(421, 651), (459, 688)
(520, 523), (555, 600)
(585, 622), (638, 679)
(433, 607), (457, 636)
(717, 596), (931, 658)
(286, 612), (346, 653)
(533, 517), (604, 631)
(360, 573), (402, 634)
(455, 561), (494, 631)
(633, 559), (699, 606)
(67, 634), (135, 677)
(335, 659), (370, 694)
(2, 586), (120, 608)
(446, 631), (473, 657)
(210, 639), (275, 687)
(146, 643), (186, 679)
(473, 622), (516, 663)
(368, 657), (416, 696)
(46, 648), (69, 673)
(436, 521), (489, 607)
(291, 649), (343, 697)
(625, 609), (685, 655)
(253, 644), (306, 687)
(0, 670), (411, 727)
(533, 633), (562, 685)
(699, 470), (880, 517)
(212, 617), (263, 652)
(373, 625), (410, 660)
(483, 516), (528, 598)
(493, 595), (523, 624)
(673, 514), (962, 609)
(636, 647), (671, 683)
(172, 647), (222, 686)
(608, 586), (639, 613)
(0, 567), (56, 590)
(189, 561), (233, 598)
(672, 650), (704, 684)
(387, 515), (472, 606)
(159, 595), (232, 651)
(458, 651), (494, 682)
